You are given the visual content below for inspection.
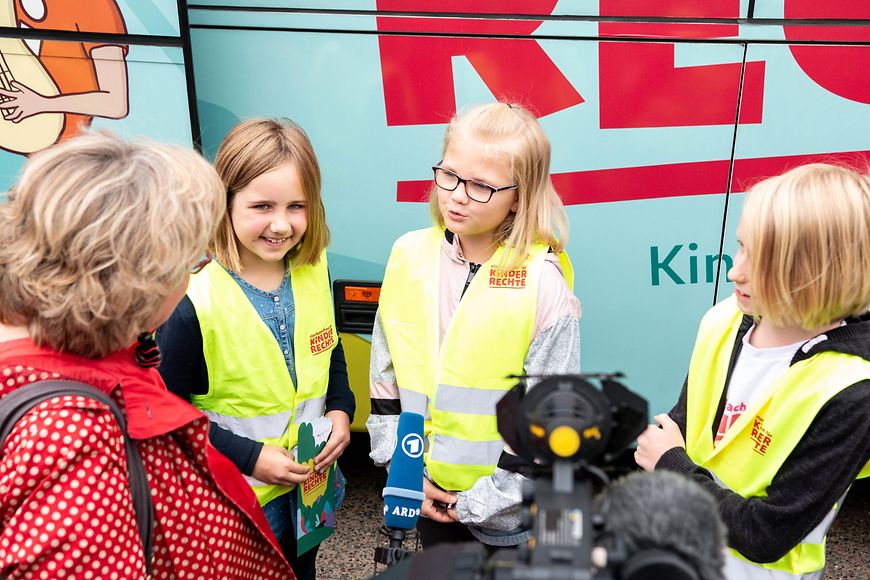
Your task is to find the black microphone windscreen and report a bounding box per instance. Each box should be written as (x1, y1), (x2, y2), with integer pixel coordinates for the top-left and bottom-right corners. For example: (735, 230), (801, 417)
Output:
(606, 471), (726, 580)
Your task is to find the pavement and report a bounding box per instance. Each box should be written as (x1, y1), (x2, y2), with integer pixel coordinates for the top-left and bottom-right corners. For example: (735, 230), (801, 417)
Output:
(316, 434), (869, 580)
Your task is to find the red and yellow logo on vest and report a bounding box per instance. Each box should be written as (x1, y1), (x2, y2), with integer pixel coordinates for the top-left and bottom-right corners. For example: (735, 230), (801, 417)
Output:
(309, 326), (336, 355)
(489, 266), (527, 288)
(750, 415), (774, 456)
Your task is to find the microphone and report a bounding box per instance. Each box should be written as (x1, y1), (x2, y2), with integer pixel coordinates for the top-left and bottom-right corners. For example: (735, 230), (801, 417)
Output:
(605, 471), (727, 580)
(376, 412), (425, 568)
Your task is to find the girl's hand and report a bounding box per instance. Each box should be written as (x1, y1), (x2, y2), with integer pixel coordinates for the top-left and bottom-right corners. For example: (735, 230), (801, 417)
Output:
(634, 413), (686, 471)
(314, 410), (351, 472)
(420, 478), (458, 523)
(253, 444), (312, 486)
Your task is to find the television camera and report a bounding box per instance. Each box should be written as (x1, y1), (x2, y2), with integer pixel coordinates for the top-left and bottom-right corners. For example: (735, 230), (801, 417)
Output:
(374, 373), (724, 580)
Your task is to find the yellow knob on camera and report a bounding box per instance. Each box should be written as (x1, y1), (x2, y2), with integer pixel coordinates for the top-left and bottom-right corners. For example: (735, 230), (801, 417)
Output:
(549, 426), (581, 458)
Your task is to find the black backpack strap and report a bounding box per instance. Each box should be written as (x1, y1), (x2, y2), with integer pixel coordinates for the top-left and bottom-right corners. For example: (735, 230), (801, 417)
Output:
(0, 380), (154, 572)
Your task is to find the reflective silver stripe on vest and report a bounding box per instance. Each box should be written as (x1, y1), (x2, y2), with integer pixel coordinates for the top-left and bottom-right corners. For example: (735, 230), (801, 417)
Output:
(435, 384), (507, 415)
(804, 494), (843, 544)
(244, 474), (268, 488)
(712, 470), (831, 579)
(293, 396), (326, 423)
(398, 388), (430, 419)
(202, 409), (291, 442)
(429, 433), (503, 466)
(724, 554), (822, 580)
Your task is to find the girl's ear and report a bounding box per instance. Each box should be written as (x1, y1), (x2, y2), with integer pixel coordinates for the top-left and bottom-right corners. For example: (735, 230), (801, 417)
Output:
(510, 194), (519, 213)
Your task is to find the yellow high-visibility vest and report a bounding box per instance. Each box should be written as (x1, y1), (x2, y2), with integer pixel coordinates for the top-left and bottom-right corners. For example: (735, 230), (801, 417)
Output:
(379, 228), (573, 491)
(685, 296), (870, 576)
(187, 256), (337, 505)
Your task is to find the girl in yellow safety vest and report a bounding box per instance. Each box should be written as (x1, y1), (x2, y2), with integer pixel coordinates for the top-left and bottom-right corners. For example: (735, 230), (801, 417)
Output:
(157, 119), (354, 579)
(635, 163), (870, 580)
(368, 102), (582, 548)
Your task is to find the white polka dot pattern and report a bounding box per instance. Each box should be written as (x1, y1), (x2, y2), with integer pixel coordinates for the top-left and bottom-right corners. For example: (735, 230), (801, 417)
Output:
(0, 365), (293, 579)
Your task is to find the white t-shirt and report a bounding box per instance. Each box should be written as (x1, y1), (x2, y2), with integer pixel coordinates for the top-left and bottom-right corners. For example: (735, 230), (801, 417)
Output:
(714, 325), (805, 445)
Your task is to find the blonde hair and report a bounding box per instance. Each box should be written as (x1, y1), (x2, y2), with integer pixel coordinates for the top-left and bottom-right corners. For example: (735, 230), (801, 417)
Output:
(0, 132), (225, 358)
(428, 102), (569, 269)
(741, 163), (870, 329)
(213, 118), (329, 270)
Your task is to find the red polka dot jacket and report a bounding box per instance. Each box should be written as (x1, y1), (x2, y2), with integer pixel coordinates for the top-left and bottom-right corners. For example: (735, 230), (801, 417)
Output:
(0, 338), (294, 579)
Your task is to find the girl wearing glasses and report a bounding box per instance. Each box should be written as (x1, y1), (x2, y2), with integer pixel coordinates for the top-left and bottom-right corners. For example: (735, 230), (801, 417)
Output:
(368, 102), (582, 548)
(157, 118), (354, 579)
(635, 164), (870, 580)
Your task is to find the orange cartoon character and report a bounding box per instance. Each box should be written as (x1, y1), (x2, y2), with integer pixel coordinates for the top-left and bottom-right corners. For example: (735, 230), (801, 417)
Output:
(0, 0), (128, 155)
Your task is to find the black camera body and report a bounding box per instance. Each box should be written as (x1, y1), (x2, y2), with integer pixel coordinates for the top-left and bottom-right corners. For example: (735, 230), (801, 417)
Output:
(374, 374), (722, 580)
(484, 373), (645, 580)
(465, 374), (705, 580)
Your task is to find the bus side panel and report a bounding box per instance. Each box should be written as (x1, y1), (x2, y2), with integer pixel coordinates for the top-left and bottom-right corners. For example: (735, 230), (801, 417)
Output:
(189, 2), (870, 428)
(0, 0), (194, 193)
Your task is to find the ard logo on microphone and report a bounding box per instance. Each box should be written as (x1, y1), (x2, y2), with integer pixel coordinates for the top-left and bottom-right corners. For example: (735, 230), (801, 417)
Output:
(401, 433), (424, 458)
(402, 433), (423, 459)
(383, 504), (421, 518)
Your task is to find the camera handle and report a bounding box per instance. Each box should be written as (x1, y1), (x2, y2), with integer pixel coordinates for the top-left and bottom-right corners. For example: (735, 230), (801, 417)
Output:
(374, 527), (415, 568)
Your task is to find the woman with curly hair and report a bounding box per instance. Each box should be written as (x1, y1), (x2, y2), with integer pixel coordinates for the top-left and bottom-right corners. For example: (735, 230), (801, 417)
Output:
(0, 132), (294, 578)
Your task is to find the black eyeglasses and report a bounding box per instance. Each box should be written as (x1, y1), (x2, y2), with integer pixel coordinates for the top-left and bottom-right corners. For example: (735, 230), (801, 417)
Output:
(432, 166), (518, 203)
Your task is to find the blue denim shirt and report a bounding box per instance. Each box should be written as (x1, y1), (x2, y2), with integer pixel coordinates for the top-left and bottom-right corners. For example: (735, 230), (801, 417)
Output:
(227, 268), (298, 387)
(226, 267), (348, 541)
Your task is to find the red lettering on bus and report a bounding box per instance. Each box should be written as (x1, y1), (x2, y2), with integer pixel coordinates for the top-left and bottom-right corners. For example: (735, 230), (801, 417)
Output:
(396, 150), (870, 205)
(784, 0), (870, 105)
(598, 0), (765, 128)
(375, 0), (582, 125)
